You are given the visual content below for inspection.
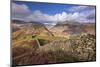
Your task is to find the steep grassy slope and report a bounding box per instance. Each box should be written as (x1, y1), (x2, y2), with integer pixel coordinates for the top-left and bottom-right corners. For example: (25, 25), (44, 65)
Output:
(12, 20), (55, 48)
(12, 34), (96, 65)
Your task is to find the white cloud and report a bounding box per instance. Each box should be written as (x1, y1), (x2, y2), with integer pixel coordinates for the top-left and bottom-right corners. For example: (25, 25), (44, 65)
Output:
(68, 6), (95, 12)
(12, 3), (31, 21)
(67, 5), (95, 23)
(27, 10), (93, 24)
(12, 3), (95, 25)
(68, 6), (87, 12)
(12, 3), (30, 14)
(27, 10), (70, 25)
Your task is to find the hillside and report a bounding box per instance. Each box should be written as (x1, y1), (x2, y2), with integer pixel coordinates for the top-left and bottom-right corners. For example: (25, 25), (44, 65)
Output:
(12, 34), (96, 65)
(12, 20), (96, 65)
(50, 21), (95, 37)
(12, 20), (55, 48)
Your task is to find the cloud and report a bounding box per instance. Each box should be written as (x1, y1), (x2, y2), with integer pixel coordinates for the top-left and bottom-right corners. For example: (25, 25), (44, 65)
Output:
(12, 3), (96, 25)
(12, 3), (31, 21)
(27, 11), (70, 25)
(67, 5), (95, 22)
(27, 10), (95, 24)
(12, 3), (30, 14)
(68, 6), (95, 12)
(86, 9), (95, 18)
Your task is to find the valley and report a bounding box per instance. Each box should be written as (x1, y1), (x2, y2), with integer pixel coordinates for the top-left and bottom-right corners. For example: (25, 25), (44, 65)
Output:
(12, 20), (96, 65)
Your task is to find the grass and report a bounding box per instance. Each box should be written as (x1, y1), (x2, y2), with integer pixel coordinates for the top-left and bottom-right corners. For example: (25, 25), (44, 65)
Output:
(12, 25), (96, 65)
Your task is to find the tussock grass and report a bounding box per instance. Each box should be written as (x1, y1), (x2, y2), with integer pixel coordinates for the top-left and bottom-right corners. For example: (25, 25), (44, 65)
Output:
(12, 33), (96, 65)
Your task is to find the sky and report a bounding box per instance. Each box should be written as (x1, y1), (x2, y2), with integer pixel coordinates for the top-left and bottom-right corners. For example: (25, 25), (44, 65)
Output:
(12, 1), (96, 25)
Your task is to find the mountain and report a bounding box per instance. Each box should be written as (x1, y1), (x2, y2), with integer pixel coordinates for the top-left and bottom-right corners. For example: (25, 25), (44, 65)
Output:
(11, 20), (44, 31)
(55, 20), (81, 26)
(12, 20), (54, 48)
(12, 20), (96, 65)
(50, 21), (95, 37)
(12, 19), (95, 52)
